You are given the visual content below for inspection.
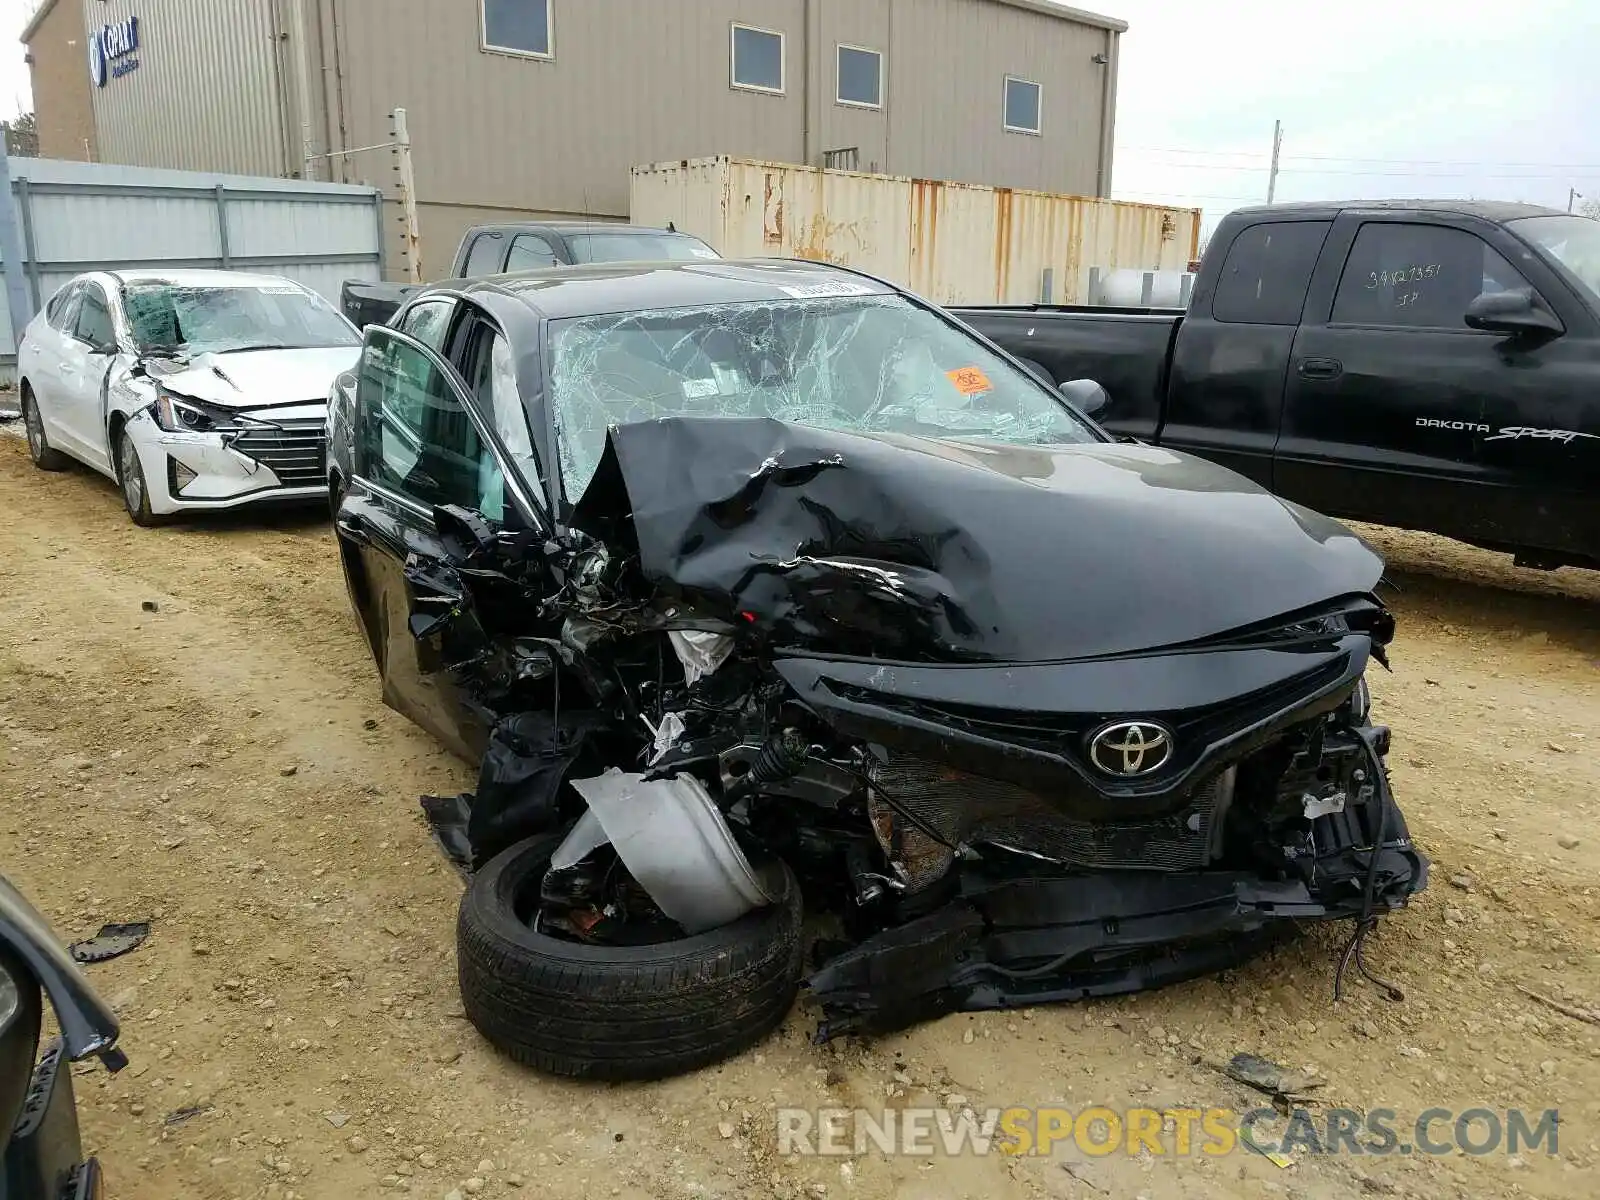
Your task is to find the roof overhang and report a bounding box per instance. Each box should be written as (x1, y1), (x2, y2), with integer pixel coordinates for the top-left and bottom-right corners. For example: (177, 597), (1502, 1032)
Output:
(990, 0), (1128, 33)
(20, 0), (69, 46)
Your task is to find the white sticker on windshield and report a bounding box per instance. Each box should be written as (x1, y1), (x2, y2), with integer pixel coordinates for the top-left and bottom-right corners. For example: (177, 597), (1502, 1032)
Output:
(778, 280), (877, 300)
(681, 378), (720, 399)
(688, 245), (719, 259)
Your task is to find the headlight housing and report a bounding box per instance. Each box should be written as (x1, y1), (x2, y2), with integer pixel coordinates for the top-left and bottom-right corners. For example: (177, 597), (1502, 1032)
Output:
(151, 390), (267, 434)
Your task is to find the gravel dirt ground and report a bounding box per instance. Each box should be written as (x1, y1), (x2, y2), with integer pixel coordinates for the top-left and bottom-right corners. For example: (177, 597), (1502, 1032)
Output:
(0, 422), (1595, 1200)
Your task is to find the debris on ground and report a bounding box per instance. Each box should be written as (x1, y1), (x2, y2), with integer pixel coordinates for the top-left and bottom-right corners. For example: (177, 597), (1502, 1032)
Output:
(68, 921), (151, 963)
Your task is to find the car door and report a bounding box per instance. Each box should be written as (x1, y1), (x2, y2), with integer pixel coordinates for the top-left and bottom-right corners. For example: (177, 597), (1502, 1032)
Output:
(335, 325), (531, 762)
(60, 282), (122, 472)
(1160, 219), (1332, 485)
(1275, 214), (1590, 555)
(23, 283), (83, 442)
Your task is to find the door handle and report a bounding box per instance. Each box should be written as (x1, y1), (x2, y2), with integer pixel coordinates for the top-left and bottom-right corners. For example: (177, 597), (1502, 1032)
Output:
(1297, 357), (1343, 381)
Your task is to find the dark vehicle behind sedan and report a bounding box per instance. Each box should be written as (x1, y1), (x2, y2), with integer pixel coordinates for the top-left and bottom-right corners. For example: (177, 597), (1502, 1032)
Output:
(326, 259), (1426, 1079)
(340, 220), (720, 329)
(957, 201), (1600, 570)
(0, 876), (125, 1199)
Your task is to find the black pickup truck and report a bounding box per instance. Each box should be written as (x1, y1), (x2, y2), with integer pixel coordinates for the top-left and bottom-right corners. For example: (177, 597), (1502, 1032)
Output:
(957, 200), (1600, 570)
(341, 220), (719, 328)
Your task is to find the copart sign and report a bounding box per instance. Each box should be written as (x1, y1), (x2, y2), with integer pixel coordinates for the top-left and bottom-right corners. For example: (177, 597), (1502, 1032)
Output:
(89, 16), (141, 88)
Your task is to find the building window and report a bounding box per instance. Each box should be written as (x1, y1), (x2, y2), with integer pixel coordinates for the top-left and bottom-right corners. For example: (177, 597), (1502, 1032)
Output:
(482, 0), (552, 60)
(1003, 76), (1042, 134)
(836, 44), (882, 108)
(731, 24), (784, 94)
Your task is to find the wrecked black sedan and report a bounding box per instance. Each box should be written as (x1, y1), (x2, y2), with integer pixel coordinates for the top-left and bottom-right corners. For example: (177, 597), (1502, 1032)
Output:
(325, 259), (1428, 1080)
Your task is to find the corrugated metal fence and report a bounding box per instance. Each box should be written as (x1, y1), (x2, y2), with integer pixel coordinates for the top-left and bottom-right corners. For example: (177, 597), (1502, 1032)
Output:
(1, 156), (385, 383)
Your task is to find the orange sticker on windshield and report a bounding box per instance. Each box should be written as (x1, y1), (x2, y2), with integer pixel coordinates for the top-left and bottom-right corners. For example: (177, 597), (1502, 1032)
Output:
(946, 366), (993, 395)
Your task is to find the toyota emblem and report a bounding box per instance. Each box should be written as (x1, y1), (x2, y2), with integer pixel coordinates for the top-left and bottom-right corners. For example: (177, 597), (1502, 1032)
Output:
(1088, 721), (1174, 776)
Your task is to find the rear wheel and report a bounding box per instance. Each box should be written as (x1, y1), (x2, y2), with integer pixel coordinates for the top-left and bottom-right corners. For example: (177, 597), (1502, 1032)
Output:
(21, 388), (69, 471)
(116, 428), (166, 527)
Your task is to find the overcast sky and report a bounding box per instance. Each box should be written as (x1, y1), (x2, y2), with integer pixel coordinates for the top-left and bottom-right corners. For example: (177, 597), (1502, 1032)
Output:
(3, 0), (1596, 232)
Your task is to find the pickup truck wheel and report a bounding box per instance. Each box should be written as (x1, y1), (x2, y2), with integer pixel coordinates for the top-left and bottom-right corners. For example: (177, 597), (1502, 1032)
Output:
(457, 831), (804, 1080)
(22, 388), (70, 472)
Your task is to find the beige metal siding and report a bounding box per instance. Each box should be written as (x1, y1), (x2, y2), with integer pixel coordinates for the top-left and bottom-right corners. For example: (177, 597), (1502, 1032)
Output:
(886, 0), (1110, 195)
(23, 0), (98, 161)
(85, 0), (290, 177)
(323, 0), (812, 220)
(632, 157), (1197, 305)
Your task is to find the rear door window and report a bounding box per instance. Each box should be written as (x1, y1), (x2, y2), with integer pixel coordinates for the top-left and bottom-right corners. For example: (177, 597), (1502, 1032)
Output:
(460, 233), (506, 278)
(1211, 221), (1331, 325)
(1331, 222), (1534, 328)
(396, 298), (455, 351)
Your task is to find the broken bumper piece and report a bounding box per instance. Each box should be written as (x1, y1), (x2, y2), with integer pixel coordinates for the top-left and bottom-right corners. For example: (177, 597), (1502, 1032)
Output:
(808, 847), (1427, 1040)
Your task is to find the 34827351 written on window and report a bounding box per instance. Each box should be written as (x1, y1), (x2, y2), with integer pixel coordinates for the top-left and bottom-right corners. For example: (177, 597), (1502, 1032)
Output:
(1003, 75), (1041, 134)
(731, 24), (785, 93)
(482, 0), (552, 58)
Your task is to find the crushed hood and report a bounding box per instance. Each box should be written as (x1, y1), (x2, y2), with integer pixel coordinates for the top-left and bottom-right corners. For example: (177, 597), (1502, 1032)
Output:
(143, 346), (360, 407)
(572, 417), (1384, 663)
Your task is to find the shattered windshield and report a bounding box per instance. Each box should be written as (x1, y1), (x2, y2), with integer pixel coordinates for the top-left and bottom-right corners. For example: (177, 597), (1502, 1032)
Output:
(547, 294), (1099, 495)
(123, 282), (361, 356)
(1509, 214), (1600, 308)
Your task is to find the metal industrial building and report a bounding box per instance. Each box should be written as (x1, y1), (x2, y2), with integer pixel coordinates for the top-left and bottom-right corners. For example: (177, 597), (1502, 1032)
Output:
(23, 0), (1126, 280)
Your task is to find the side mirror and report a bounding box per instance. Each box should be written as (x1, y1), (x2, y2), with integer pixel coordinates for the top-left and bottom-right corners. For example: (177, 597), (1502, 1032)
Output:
(1058, 378), (1111, 419)
(1465, 289), (1563, 338)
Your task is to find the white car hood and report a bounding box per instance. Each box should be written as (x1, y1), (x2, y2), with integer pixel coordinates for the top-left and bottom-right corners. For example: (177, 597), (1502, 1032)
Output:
(147, 346), (361, 409)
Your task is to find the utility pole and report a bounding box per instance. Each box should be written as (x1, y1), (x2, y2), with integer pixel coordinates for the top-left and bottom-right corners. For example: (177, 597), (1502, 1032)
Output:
(1570, 188), (1583, 213)
(390, 108), (422, 284)
(1266, 120), (1283, 204)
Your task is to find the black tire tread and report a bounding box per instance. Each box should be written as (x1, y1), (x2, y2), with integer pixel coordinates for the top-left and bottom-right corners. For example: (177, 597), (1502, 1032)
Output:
(457, 833), (804, 1080)
(21, 389), (70, 472)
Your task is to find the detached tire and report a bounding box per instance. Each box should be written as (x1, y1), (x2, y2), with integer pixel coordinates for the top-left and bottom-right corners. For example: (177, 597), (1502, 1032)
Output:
(457, 832), (804, 1080)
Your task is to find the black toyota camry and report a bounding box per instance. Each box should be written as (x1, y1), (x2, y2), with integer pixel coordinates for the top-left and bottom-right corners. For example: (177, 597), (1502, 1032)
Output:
(324, 258), (1427, 1080)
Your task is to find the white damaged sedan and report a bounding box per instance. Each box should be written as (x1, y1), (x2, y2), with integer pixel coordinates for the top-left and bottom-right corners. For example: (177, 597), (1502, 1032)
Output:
(16, 270), (362, 525)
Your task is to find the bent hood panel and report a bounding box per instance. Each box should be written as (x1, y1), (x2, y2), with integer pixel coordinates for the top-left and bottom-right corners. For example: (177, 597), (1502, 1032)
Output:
(573, 417), (1383, 662)
(144, 346), (361, 407)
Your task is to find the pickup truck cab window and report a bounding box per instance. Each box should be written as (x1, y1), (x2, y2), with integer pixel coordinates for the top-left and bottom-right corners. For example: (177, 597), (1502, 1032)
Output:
(460, 233), (506, 279)
(355, 329), (508, 521)
(505, 234), (560, 272)
(1331, 223), (1533, 329)
(1212, 222), (1330, 325)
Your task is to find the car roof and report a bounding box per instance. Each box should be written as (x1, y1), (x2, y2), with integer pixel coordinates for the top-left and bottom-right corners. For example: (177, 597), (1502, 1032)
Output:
(477, 222), (705, 237)
(105, 268), (313, 289)
(458, 258), (898, 321)
(1227, 198), (1565, 224)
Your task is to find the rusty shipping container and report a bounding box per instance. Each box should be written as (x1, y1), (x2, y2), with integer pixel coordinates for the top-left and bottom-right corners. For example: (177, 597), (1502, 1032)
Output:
(631, 156), (1200, 305)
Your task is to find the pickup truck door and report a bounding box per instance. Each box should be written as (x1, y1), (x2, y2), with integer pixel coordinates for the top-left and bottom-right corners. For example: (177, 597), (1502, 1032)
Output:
(1160, 219), (1332, 485)
(1275, 212), (1598, 561)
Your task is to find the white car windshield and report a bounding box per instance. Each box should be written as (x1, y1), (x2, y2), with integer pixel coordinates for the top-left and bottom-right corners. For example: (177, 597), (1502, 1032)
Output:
(547, 293), (1099, 496)
(123, 282), (360, 355)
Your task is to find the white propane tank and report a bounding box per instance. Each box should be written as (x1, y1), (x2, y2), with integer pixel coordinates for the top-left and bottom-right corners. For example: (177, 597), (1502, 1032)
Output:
(1090, 268), (1195, 308)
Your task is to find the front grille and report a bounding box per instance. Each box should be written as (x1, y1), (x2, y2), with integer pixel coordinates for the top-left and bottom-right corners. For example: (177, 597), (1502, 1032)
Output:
(869, 754), (1235, 890)
(230, 418), (327, 488)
